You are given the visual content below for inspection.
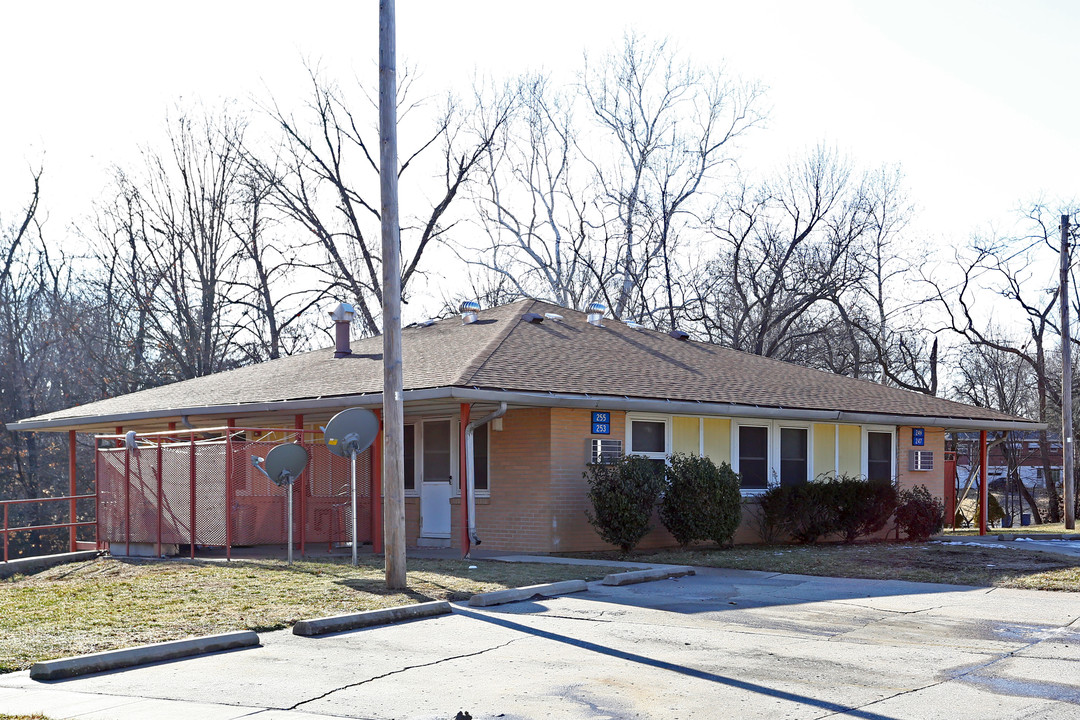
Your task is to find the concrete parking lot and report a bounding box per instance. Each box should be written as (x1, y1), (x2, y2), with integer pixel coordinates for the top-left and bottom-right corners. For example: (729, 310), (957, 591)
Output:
(2, 566), (1079, 719)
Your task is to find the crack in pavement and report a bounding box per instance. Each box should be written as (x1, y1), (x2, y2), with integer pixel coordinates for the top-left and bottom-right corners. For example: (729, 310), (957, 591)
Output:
(285, 637), (523, 711)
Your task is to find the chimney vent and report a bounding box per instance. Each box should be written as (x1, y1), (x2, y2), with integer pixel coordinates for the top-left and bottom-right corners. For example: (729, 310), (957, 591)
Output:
(586, 302), (606, 327)
(522, 312), (544, 324)
(330, 302), (355, 358)
(669, 330), (690, 341)
(460, 300), (481, 325)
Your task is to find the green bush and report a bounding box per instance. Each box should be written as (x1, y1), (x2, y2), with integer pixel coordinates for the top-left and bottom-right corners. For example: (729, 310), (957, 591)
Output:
(830, 474), (898, 543)
(755, 474), (897, 544)
(659, 454), (742, 547)
(895, 485), (945, 541)
(584, 455), (665, 553)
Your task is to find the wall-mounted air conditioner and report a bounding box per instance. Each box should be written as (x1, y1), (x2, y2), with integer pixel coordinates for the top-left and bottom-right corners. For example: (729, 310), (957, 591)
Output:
(909, 450), (934, 472)
(588, 438), (623, 465)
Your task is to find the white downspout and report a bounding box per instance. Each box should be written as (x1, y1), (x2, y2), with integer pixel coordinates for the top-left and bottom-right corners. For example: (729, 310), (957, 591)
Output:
(465, 402), (507, 551)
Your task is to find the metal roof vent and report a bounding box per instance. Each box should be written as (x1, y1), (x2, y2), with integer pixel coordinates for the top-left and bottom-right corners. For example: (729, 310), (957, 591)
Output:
(625, 320), (646, 331)
(522, 312), (544, 324)
(586, 302), (606, 327)
(460, 300), (481, 325)
(669, 330), (690, 341)
(544, 312), (564, 322)
(330, 302), (355, 358)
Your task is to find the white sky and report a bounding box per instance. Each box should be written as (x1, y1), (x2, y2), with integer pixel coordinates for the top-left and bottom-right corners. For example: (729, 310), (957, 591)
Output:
(1, 0), (1077, 268)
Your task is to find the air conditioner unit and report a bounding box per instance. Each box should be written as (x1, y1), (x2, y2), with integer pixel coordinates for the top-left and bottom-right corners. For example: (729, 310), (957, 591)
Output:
(909, 450), (934, 472)
(588, 438), (623, 465)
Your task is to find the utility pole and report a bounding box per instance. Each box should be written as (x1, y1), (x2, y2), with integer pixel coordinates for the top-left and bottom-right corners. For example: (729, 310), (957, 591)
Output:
(1062, 214), (1075, 531)
(380, 0), (406, 588)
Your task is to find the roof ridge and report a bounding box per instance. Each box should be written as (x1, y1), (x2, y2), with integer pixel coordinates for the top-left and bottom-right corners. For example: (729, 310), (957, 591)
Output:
(455, 298), (540, 386)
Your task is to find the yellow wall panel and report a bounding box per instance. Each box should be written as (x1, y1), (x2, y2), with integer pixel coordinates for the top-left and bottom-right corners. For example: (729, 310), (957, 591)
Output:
(702, 418), (731, 465)
(813, 424), (835, 478)
(672, 417), (700, 455)
(838, 424), (862, 476)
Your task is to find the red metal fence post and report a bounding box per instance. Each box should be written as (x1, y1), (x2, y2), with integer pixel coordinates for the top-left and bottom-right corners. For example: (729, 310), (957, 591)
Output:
(68, 430), (77, 552)
(979, 430), (989, 536)
(3, 504), (8, 562)
(156, 437), (163, 558)
(226, 419), (235, 561)
(190, 433), (197, 559)
(459, 403), (470, 557)
(124, 436), (131, 557)
(371, 409), (383, 554)
(295, 414), (305, 557)
(94, 436), (101, 551)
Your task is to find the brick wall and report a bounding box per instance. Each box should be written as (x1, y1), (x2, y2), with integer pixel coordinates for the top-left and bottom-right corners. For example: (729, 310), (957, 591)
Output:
(468, 408), (554, 552)
(897, 425), (946, 501)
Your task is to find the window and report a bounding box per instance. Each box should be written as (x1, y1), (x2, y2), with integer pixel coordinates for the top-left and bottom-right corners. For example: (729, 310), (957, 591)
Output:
(739, 426), (769, 489)
(473, 423), (489, 492)
(779, 428), (808, 487)
(867, 431), (892, 482)
(403, 424), (416, 492)
(627, 415), (669, 478)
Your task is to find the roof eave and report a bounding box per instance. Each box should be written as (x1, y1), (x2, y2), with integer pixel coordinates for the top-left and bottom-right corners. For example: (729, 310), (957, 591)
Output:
(6, 386), (1043, 433)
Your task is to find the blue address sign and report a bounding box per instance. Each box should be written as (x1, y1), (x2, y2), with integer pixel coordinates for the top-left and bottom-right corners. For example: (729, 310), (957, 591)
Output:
(912, 428), (925, 446)
(591, 411), (611, 435)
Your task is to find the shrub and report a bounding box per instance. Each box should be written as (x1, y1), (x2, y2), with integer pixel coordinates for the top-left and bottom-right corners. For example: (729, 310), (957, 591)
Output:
(894, 485), (945, 541)
(830, 474), (898, 543)
(584, 455), (665, 554)
(755, 474), (897, 544)
(659, 454), (742, 547)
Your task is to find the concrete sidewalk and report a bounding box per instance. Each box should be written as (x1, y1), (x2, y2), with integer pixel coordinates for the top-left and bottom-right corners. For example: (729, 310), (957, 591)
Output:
(2, 566), (1079, 719)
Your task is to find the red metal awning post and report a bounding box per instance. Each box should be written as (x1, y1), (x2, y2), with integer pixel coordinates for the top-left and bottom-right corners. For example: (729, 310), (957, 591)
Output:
(156, 436), (163, 558)
(68, 430), (77, 552)
(124, 436), (131, 557)
(371, 409), (383, 554)
(979, 430), (989, 536)
(295, 414), (305, 557)
(3, 504), (8, 562)
(189, 432), (197, 559)
(226, 419), (235, 561)
(459, 403), (471, 557)
(94, 436), (101, 551)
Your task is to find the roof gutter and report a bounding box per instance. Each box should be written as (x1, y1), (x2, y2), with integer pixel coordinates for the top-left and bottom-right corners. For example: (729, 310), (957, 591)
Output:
(5, 386), (1044, 433)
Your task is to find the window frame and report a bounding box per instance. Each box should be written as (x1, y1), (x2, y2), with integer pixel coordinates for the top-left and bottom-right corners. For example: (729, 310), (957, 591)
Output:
(775, 423), (812, 488)
(625, 413), (672, 463)
(472, 421), (491, 498)
(731, 419), (815, 496)
(403, 422), (418, 496)
(861, 425), (896, 483)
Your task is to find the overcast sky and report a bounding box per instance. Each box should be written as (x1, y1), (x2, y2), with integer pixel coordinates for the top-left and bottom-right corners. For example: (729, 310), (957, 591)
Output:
(2, 0), (1076, 256)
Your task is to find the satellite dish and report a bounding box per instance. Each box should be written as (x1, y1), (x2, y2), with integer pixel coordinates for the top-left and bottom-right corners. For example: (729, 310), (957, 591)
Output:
(263, 443), (309, 487)
(324, 408), (379, 457)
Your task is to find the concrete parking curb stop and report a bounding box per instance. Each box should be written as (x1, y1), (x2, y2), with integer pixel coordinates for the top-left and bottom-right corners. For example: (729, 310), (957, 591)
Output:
(468, 579), (588, 607)
(293, 600), (452, 636)
(601, 566), (696, 586)
(0, 550), (101, 580)
(29, 631), (259, 680)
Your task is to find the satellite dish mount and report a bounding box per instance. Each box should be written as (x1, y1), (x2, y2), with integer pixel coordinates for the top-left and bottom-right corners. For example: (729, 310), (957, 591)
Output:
(252, 443), (310, 564)
(324, 408), (380, 566)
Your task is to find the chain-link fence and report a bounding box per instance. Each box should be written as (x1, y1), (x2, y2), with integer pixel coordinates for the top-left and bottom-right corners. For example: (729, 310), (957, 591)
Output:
(96, 428), (373, 558)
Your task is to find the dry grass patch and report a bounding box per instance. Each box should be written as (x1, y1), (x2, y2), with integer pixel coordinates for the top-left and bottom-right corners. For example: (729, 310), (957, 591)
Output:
(587, 542), (1080, 592)
(945, 523), (1078, 536)
(0, 556), (622, 673)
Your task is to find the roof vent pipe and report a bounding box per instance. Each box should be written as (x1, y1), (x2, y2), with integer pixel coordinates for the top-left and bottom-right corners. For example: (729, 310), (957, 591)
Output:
(330, 302), (355, 358)
(669, 330), (690, 341)
(586, 302), (606, 327)
(460, 300), (481, 325)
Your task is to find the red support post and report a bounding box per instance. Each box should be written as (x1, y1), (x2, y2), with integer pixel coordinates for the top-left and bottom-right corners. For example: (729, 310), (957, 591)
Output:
(94, 436), (101, 551)
(371, 409), (383, 554)
(124, 436), (131, 557)
(295, 414), (305, 557)
(459, 403), (471, 557)
(115, 426), (123, 448)
(189, 433), (197, 559)
(68, 430), (77, 552)
(226, 419), (235, 561)
(979, 430), (989, 536)
(3, 504), (8, 562)
(156, 436), (163, 558)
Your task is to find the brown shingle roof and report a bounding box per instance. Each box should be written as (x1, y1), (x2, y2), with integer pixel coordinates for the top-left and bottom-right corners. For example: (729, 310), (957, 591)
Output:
(9, 298), (1032, 428)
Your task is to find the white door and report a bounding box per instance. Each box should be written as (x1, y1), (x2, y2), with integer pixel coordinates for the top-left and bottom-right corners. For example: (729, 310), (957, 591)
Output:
(421, 419), (453, 538)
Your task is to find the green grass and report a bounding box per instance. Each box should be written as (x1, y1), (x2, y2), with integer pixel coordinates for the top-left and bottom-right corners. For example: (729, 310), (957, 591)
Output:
(572, 542), (1080, 592)
(0, 556), (625, 674)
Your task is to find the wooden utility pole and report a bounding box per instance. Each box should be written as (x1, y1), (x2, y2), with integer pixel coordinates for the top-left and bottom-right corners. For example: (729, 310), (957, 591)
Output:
(380, 0), (406, 588)
(1062, 214), (1075, 531)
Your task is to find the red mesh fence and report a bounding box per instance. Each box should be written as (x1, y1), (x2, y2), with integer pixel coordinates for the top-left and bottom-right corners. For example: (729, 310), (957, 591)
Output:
(95, 431), (373, 556)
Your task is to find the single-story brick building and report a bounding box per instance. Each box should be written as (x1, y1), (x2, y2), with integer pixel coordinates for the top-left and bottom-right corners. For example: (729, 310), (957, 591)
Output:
(7, 299), (1041, 556)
